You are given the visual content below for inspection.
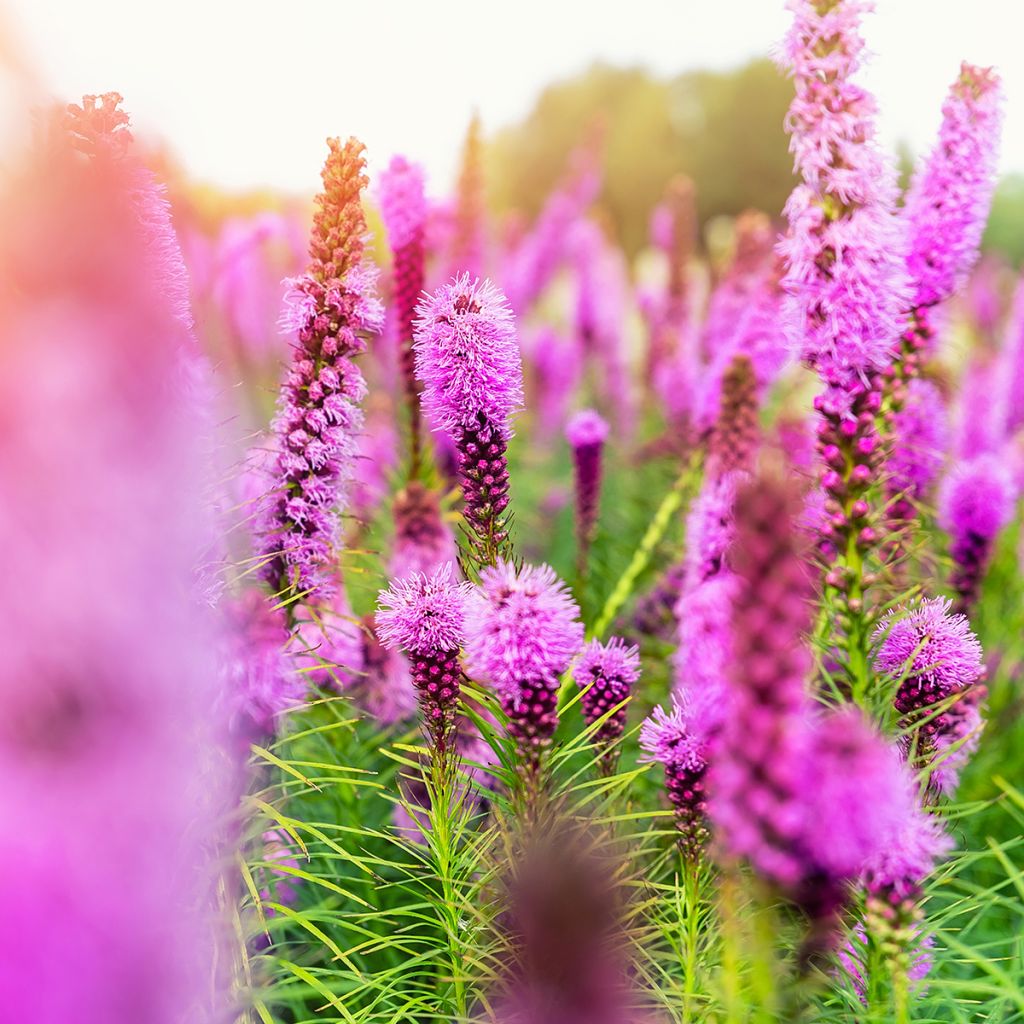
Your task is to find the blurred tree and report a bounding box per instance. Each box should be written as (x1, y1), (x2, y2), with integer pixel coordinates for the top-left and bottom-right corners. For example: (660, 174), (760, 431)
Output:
(486, 59), (796, 258)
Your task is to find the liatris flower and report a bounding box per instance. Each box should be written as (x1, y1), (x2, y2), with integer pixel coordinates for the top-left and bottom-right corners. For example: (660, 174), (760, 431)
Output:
(566, 409), (609, 575)
(874, 597), (984, 788)
(376, 564), (471, 752)
(938, 455), (1015, 613)
(640, 696), (717, 859)
(258, 829), (305, 915)
(630, 563), (688, 643)
(464, 561), (583, 764)
(258, 138), (383, 601)
(779, 1), (909, 676)
(379, 155), (428, 471)
(901, 64), (1002, 358)
(573, 637), (640, 769)
(356, 617), (418, 726)
(390, 482), (459, 580)
(222, 590), (307, 747)
(779, 0), (908, 388)
(887, 379), (949, 520)
(0, 135), (235, 1022)
(448, 113), (486, 280)
(706, 355), (759, 477)
(414, 275), (524, 567)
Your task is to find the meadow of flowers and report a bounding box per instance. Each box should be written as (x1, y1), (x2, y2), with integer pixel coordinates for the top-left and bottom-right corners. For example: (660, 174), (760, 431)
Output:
(5, 2), (1024, 1022)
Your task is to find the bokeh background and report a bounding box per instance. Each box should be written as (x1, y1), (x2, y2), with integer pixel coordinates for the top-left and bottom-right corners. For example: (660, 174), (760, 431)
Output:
(4, 1), (1024, 263)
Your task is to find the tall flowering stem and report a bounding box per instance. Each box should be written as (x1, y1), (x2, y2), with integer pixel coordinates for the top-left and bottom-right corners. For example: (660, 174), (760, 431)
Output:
(414, 275), (524, 571)
(259, 138), (382, 605)
(376, 565), (470, 759)
(890, 63), (1002, 407)
(449, 113), (486, 280)
(566, 409), (609, 579)
(779, 0), (909, 699)
(379, 155), (427, 475)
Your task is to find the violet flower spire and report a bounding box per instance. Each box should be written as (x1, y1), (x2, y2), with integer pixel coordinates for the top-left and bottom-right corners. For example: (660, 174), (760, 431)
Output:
(464, 562), (583, 768)
(937, 454), (1015, 614)
(709, 472), (913, 960)
(258, 138), (383, 603)
(376, 564), (470, 755)
(640, 698), (716, 860)
(895, 63), (1003, 396)
(414, 275), (524, 569)
(573, 637), (640, 773)
(379, 155), (427, 474)
(778, 0), (910, 698)
(886, 379), (949, 522)
(566, 409), (609, 577)
(389, 481), (459, 581)
(874, 597), (985, 794)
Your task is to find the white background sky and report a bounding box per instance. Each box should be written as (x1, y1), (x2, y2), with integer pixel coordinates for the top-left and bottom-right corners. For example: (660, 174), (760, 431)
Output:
(4, 1), (1024, 197)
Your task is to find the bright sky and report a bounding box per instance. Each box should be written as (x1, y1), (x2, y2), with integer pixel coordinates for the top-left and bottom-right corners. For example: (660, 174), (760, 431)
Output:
(5, 1), (1024, 196)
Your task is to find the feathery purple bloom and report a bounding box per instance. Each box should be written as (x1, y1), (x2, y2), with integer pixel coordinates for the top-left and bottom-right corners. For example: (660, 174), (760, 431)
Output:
(574, 637), (640, 758)
(640, 698), (712, 858)
(938, 455), (1015, 612)
(377, 564), (471, 747)
(258, 138), (383, 600)
(465, 561), (583, 760)
(904, 64), (1002, 312)
(414, 274), (523, 564)
(683, 471), (746, 588)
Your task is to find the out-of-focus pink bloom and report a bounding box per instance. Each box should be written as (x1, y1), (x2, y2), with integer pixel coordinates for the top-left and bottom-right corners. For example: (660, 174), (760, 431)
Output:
(888, 379), (949, 518)
(0, 119), (234, 1023)
(390, 482), (459, 580)
(1001, 273), (1024, 438)
(938, 454), (1015, 612)
(293, 588), (365, 690)
(904, 63), (1002, 312)
(566, 409), (610, 570)
(574, 637), (640, 749)
(533, 325), (583, 440)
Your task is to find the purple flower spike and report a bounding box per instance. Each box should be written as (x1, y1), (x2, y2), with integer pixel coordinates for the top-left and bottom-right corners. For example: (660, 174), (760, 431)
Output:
(875, 597), (984, 790)
(574, 637), (639, 770)
(414, 275), (524, 567)
(566, 409), (610, 575)
(938, 455), (1015, 614)
(904, 64), (1003, 313)
(465, 561), (583, 764)
(640, 699), (711, 859)
(377, 564), (471, 751)
(389, 482), (459, 581)
(258, 138), (383, 601)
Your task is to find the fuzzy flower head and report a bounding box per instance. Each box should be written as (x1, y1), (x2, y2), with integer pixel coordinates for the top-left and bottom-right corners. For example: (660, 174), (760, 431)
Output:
(464, 561), (583, 697)
(904, 63), (1003, 310)
(566, 408), (610, 448)
(639, 699), (705, 771)
(874, 597), (983, 699)
(377, 155), (427, 252)
(574, 637), (640, 692)
(376, 564), (470, 655)
(862, 803), (953, 899)
(938, 454), (1015, 543)
(413, 274), (524, 440)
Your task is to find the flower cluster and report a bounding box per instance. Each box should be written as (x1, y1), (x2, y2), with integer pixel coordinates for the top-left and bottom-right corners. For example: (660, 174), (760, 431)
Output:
(574, 637), (640, 767)
(566, 409), (610, 572)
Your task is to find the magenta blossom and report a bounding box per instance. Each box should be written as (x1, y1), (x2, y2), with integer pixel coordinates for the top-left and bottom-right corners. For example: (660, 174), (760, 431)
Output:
(574, 637), (640, 758)
(888, 379), (948, 517)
